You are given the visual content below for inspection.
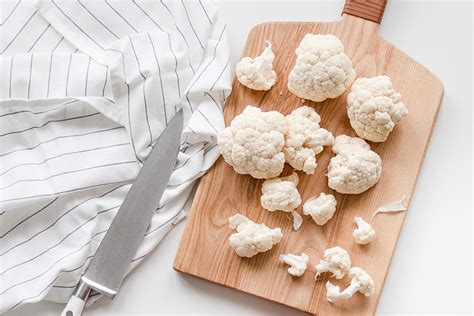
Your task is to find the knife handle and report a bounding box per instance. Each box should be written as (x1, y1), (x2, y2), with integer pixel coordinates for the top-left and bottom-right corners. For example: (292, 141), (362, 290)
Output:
(61, 281), (91, 316)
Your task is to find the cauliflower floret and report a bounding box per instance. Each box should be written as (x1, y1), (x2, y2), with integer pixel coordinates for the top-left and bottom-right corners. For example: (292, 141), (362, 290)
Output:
(347, 76), (408, 142)
(228, 214), (283, 258)
(218, 106), (287, 179)
(279, 253), (309, 277)
(284, 106), (334, 174)
(326, 267), (375, 302)
(288, 34), (356, 102)
(261, 172), (303, 231)
(327, 135), (382, 194)
(315, 246), (351, 280)
(236, 40), (277, 91)
(353, 216), (375, 244)
(303, 193), (337, 225)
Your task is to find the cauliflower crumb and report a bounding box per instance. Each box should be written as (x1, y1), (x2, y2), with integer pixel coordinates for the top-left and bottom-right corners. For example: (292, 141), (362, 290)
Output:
(288, 34), (356, 102)
(228, 214), (283, 258)
(353, 216), (375, 244)
(279, 253), (309, 277)
(236, 40), (277, 91)
(218, 106), (287, 179)
(303, 193), (337, 225)
(315, 246), (351, 280)
(327, 135), (382, 194)
(347, 76), (408, 142)
(284, 106), (334, 174)
(326, 267), (375, 302)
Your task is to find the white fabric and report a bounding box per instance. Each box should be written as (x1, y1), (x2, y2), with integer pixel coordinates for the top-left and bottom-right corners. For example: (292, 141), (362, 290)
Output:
(0, 0), (231, 313)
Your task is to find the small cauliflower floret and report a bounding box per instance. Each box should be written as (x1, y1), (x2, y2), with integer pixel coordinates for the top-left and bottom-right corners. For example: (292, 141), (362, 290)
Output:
(236, 40), (277, 91)
(347, 76), (408, 142)
(303, 193), (337, 225)
(327, 135), (382, 194)
(353, 216), (375, 244)
(279, 253), (309, 277)
(315, 246), (351, 280)
(218, 106), (287, 179)
(261, 173), (303, 230)
(284, 106), (334, 174)
(228, 214), (283, 258)
(288, 34), (356, 102)
(325, 267), (375, 302)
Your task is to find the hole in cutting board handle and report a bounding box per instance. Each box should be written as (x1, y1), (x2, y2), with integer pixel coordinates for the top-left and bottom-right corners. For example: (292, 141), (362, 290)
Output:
(342, 0), (388, 24)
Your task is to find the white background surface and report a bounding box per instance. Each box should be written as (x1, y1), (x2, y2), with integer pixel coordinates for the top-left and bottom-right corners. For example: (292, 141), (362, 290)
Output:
(7, 0), (473, 315)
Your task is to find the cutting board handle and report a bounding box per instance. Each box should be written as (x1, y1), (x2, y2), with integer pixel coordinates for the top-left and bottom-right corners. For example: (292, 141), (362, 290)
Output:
(343, 0), (388, 24)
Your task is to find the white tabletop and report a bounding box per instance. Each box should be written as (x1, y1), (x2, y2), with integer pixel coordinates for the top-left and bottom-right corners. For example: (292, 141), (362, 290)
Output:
(7, 1), (472, 315)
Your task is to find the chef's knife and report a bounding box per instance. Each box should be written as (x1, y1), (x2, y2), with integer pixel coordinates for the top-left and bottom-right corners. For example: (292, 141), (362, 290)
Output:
(62, 110), (183, 316)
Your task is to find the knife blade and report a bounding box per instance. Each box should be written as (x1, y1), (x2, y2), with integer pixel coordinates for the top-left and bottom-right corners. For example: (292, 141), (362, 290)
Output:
(62, 110), (183, 316)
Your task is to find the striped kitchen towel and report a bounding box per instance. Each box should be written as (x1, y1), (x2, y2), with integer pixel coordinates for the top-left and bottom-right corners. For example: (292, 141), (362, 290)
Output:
(0, 0), (231, 312)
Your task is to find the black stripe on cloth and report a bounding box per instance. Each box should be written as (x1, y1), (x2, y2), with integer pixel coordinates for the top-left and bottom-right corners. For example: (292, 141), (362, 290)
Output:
(129, 36), (153, 145)
(65, 53), (72, 96)
(184, 24), (226, 102)
(0, 99), (80, 118)
(0, 112), (101, 138)
(0, 205), (120, 286)
(1, 10), (39, 54)
(52, 255), (94, 288)
(84, 57), (91, 96)
(166, 32), (181, 98)
(0, 179), (130, 205)
(0, 198), (58, 239)
(102, 66), (109, 97)
(105, 0), (138, 33)
(6, 230), (108, 312)
(198, 0), (212, 25)
(173, 146), (205, 170)
(160, 0), (195, 74)
(0, 142), (130, 176)
(0, 184), (127, 256)
(126, 84), (144, 164)
(196, 108), (218, 133)
(77, 0), (120, 39)
(181, 0), (204, 49)
(52, 37), (64, 52)
(0, 0), (21, 26)
(27, 54), (33, 98)
(0, 126), (122, 158)
(0, 160), (136, 190)
(147, 33), (167, 124)
(210, 56), (230, 91)
(204, 92), (223, 113)
(27, 24), (51, 52)
(132, 0), (164, 32)
(46, 53), (54, 97)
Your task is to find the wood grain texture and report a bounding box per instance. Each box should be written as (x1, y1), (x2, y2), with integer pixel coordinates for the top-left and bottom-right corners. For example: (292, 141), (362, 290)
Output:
(174, 14), (443, 315)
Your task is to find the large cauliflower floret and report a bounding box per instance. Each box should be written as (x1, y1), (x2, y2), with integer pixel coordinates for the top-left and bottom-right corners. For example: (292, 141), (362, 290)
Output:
(347, 76), (408, 142)
(236, 40), (277, 91)
(284, 106), (334, 174)
(217, 106), (287, 179)
(228, 214), (283, 258)
(288, 34), (356, 102)
(315, 246), (351, 280)
(303, 193), (337, 225)
(327, 135), (382, 194)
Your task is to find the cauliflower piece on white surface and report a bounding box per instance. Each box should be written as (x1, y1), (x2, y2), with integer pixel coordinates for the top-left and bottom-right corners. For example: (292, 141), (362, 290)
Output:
(236, 40), (277, 91)
(353, 216), (375, 244)
(303, 193), (337, 225)
(284, 106), (334, 174)
(261, 172), (303, 231)
(217, 106), (287, 179)
(347, 76), (408, 142)
(325, 267), (375, 302)
(228, 214), (283, 258)
(327, 135), (382, 194)
(279, 253), (309, 277)
(315, 246), (351, 280)
(288, 34), (356, 102)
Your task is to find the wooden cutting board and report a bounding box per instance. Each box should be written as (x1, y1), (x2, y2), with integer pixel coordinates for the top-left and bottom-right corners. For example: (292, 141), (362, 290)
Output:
(174, 1), (443, 314)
